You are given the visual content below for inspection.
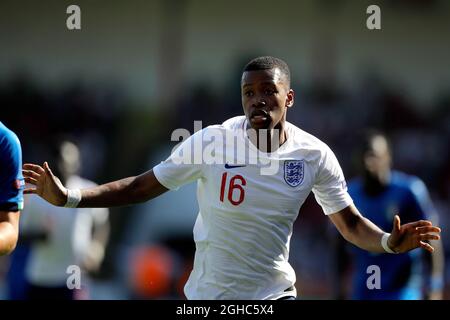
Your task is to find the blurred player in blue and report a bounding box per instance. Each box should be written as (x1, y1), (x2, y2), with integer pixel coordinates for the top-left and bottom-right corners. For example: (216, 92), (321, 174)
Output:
(0, 121), (24, 255)
(333, 131), (444, 300)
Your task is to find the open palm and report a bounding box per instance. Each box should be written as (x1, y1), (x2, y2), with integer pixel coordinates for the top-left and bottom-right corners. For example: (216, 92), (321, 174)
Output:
(388, 215), (441, 253)
(23, 162), (67, 206)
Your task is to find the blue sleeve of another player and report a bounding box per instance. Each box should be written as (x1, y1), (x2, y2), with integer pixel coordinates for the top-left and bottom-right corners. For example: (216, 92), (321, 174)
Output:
(405, 177), (435, 221)
(0, 130), (24, 211)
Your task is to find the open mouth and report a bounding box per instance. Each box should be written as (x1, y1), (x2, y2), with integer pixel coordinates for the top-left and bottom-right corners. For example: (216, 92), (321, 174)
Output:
(250, 109), (270, 124)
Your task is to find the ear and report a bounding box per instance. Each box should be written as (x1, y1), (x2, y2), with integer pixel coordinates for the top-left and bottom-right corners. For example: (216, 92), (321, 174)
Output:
(286, 89), (295, 108)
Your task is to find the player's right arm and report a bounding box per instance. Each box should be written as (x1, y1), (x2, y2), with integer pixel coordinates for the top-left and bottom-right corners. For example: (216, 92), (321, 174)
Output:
(23, 162), (168, 208)
(24, 129), (205, 208)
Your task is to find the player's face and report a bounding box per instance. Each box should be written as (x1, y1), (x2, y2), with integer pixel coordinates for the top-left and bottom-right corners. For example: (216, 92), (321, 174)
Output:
(363, 136), (391, 179)
(241, 68), (294, 130)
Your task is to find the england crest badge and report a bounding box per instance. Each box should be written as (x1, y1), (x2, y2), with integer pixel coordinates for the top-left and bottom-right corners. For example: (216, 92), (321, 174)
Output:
(284, 160), (304, 187)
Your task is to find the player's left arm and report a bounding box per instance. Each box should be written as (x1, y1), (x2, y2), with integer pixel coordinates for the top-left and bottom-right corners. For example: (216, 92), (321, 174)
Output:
(423, 238), (445, 299)
(328, 204), (441, 254)
(0, 211), (20, 255)
(83, 208), (110, 274)
(407, 178), (445, 299)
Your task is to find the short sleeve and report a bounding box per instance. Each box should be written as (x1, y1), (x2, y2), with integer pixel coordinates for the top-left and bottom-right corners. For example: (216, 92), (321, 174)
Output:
(0, 129), (24, 211)
(153, 129), (205, 190)
(312, 145), (353, 215)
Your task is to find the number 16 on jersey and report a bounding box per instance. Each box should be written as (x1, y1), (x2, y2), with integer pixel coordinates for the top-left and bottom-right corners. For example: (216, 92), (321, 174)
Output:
(220, 173), (246, 206)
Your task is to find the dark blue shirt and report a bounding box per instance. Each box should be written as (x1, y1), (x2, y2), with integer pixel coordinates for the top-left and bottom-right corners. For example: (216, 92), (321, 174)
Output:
(348, 171), (435, 299)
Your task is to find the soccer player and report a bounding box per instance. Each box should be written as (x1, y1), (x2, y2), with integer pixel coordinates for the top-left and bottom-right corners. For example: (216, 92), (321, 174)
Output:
(19, 139), (110, 300)
(0, 121), (24, 256)
(332, 132), (444, 300)
(22, 56), (441, 300)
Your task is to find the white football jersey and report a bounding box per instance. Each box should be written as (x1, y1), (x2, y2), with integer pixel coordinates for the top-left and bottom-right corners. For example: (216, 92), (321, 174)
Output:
(22, 176), (109, 287)
(153, 116), (353, 300)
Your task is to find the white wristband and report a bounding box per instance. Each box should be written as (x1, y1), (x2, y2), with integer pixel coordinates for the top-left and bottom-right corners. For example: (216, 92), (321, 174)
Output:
(65, 189), (82, 208)
(381, 233), (397, 254)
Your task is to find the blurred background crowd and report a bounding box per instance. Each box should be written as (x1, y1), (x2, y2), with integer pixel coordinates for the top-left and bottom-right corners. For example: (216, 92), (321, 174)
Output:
(0, 0), (449, 299)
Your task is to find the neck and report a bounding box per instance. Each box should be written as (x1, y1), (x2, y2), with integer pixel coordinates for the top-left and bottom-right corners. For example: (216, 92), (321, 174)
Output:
(363, 170), (391, 195)
(246, 121), (287, 153)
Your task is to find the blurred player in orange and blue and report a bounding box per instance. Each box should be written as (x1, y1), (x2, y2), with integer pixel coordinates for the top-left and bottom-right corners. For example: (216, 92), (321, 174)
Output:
(333, 131), (444, 300)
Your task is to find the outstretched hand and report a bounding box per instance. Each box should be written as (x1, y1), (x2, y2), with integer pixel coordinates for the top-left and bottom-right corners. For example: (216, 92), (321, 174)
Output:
(388, 215), (441, 253)
(23, 162), (68, 206)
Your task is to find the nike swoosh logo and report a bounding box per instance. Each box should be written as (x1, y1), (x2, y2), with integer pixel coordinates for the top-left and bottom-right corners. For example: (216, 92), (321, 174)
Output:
(224, 164), (247, 169)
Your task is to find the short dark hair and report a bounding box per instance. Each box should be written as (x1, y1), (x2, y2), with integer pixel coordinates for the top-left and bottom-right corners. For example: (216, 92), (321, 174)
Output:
(243, 56), (291, 85)
(361, 129), (391, 155)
